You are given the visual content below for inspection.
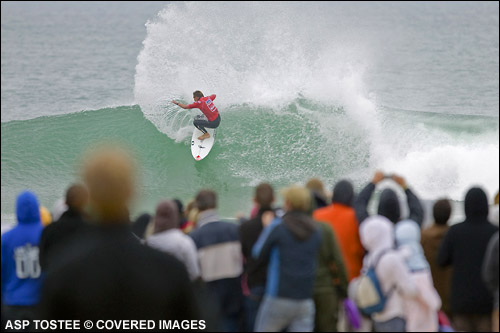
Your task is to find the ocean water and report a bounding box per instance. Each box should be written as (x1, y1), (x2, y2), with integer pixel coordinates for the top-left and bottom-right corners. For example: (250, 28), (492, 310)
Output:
(2, 2), (499, 227)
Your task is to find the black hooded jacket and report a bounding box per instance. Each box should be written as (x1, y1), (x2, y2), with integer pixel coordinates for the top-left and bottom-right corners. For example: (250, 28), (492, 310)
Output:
(353, 182), (424, 226)
(437, 187), (498, 314)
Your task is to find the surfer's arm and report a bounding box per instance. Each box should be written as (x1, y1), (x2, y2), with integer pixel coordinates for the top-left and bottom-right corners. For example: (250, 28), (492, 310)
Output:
(172, 100), (189, 109)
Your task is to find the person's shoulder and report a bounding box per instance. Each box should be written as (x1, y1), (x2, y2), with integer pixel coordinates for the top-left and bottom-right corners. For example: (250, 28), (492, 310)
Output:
(487, 223), (499, 233)
(313, 209), (331, 223)
(143, 242), (185, 264)
(1, 224), (33, 243)
(240, 216), (262, 231)
(378, 249), (405, 267)
(269, 221), (287, 235)
(218, 220), (240, 236)
(40, 222), (57, 242)
(172, 229), (197, 246)
(1, 226), (16, 242)
(314, 205), (330, 215)
(315, 220), (331, 232)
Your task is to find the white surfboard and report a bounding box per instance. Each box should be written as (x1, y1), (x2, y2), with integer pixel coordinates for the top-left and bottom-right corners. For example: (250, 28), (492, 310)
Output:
(191, 127), (216, 161)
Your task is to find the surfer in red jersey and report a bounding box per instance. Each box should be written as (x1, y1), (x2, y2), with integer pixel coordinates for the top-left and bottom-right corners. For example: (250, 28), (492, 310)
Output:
(172, 90), (221, 140)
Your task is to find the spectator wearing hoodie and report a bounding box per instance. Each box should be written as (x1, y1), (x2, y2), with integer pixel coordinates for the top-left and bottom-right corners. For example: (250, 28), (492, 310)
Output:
(189, 189), (244, 332)
(39, 184), (89, 272)
(252, 185), (321, 332)
(395, 220), (441, 332)
(356, 215), (419, 332)
(437, 187), (498, 332)
(354, 171), (424, 227)
(421, 198), (453, 317)
(39, 145), (200, 323)
(482, 232), (499, 332)
(313, 179), (364, 282)
(147, 200), (200, 281)
(1, 191), (44, 324)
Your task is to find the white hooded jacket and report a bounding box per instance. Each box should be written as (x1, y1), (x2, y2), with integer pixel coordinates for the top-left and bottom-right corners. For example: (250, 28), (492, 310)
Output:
(358, 215), (418, 323)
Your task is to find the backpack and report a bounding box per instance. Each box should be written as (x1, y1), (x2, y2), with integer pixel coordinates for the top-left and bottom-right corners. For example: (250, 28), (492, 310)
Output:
(353, 250), (393, 316)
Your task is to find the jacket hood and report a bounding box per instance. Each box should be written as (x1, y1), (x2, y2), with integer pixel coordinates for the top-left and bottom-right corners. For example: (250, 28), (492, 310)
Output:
(464, 187), (489, 222)
(154, 200), (179, 233)
(16, 191), (41, 225)
(395, 219), (429, 271)
(332, 180), (355, 207)
(395, 219), (421, 245)
(378, 189), (401, 223)
(283, 211), (316, 241)
(359, 215), (394, 252)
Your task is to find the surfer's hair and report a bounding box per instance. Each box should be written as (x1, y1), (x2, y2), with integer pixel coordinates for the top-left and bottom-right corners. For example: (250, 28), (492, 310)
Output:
(195, 189), (217, 211)
(193, 91), (204, 98)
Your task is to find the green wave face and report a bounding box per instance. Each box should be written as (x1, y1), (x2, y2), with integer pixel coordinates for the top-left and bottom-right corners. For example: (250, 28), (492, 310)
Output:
(2, 103), (498, 225)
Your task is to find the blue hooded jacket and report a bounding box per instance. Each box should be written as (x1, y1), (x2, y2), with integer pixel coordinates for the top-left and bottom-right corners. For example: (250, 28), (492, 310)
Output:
(1, 191), (44, 306)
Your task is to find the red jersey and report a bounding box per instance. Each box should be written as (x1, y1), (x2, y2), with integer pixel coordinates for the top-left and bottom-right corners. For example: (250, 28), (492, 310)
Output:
(187, 94), (219, 121)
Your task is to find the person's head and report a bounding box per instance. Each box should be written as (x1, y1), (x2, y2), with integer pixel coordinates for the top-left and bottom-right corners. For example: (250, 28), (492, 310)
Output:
(280, 185), (311, 213)
(195, 189), (217, 212)
(254, 183), (275, 211)
(16, 191), (41, 225)
(305, 178), (326, 196)
(193, 90), (204, 101)
(306, 178), (329, 209)
(154, 200), (179, 234)
(40, 206), (52, 226)
(394, 219), (429, 271)
(173, 198), (187, 226)
(464, 187), (489, 221)
(494, 191), (499, 205)
(378, 188), (401, 224)
(359, 215), (394, 252)
(185, 199), (198, 219)
(332, 179), (355, 207)
(433, 198), (452, 226)
(65, 183), (89, 213)
(81, 144), (137, 224)
(395, 219), (421, 246)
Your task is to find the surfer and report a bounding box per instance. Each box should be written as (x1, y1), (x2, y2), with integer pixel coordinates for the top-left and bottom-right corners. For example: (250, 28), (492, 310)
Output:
(172, 91), (221, 140)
